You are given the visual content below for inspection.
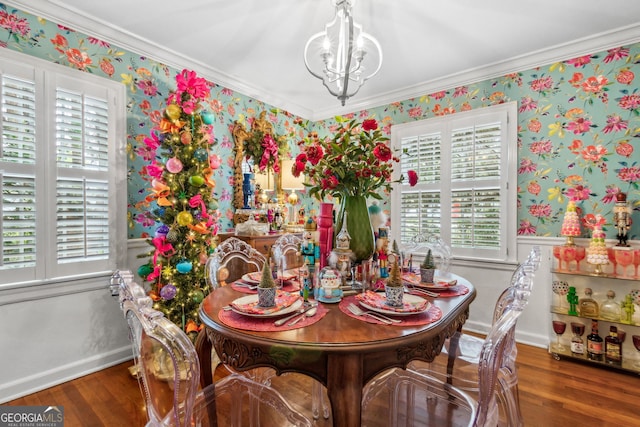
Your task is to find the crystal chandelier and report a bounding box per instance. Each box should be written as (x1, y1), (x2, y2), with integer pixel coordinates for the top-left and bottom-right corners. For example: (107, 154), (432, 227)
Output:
(303, 0), (382, 106)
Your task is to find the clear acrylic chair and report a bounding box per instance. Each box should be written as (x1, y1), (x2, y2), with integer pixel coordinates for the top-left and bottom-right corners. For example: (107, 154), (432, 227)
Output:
(118, 275), (313, 427)
(406, 246), (540, 426)
(403, 232), (452, 274)
(271, 233), (331, 420)
(361, 255), (537, 426)
(202, 237), (270, 382)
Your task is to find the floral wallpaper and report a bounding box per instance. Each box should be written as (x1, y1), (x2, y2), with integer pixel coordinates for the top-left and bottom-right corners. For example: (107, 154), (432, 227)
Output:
(0, 3), (638, 241)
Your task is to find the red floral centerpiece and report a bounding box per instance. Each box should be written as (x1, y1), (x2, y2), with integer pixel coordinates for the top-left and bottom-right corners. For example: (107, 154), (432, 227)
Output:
(292, 117), (417, 262)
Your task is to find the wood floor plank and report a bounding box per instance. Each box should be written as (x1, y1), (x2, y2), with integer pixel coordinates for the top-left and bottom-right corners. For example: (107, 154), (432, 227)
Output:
(5, 342), (640, 426)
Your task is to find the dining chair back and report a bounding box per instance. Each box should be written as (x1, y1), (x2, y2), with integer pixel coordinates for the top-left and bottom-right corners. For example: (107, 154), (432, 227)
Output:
(404, 232), (452, 273)
(117, 271), (313, 427)
(205, 237), (266, 289)
(271, 233), (304, 271)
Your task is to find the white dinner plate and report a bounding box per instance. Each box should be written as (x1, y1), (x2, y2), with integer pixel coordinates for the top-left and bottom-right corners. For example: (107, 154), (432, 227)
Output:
(359, 294), (431, 316)
(230, 294), (304, 318)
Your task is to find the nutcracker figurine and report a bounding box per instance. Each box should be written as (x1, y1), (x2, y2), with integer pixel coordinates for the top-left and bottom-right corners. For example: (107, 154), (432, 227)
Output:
(613, 192), (632, 247)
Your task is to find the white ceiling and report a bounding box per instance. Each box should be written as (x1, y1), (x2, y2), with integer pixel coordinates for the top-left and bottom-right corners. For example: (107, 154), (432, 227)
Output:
(10, 0), (640, 120)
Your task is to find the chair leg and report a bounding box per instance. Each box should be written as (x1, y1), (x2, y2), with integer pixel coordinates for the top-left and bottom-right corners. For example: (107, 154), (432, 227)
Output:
(312, 380), (330, 419)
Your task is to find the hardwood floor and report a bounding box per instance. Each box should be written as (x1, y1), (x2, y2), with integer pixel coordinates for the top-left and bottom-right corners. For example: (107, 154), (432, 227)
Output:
(6, 342), (640, 426)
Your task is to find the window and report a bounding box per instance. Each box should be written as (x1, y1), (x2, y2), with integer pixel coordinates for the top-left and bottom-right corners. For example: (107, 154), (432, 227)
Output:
(0, 49), (126, 286)
(391, 102), (517, 262)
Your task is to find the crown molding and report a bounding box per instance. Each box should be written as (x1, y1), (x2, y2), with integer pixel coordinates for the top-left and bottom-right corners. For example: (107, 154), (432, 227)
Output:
(8, 1), (640, 122)
(309, 23), (640, 121)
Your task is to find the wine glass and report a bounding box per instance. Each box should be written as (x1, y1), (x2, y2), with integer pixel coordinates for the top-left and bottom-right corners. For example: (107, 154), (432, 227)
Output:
(615, 249), (634, 278)
(553, 246), (564, 271)
(561, 246), (576, 272)
(552, 320), (567, 351)
(552, 280), (569, 313)
(607, 247), (618, 276)
(617, 329), (626, 344)
(574, 246), (586, 273)
(633, 249), (640, 279)
(633, 335), (640, 369)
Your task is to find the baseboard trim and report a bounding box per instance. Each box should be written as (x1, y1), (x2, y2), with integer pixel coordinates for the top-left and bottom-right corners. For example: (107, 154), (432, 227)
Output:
(463, 320), (548, 350)
(0, 346), (132, 403)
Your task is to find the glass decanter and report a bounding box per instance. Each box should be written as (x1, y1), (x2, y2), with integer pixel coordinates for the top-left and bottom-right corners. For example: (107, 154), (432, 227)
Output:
(600, 290), (621, 322)
(579, 287), (599, 318)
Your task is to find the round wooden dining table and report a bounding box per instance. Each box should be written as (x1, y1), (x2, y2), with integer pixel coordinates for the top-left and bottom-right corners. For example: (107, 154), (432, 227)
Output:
(196, 273), (476, 427)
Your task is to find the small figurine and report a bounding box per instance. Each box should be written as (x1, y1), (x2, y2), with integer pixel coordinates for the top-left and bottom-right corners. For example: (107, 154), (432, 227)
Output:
(299, 260), (311, 302)
(567, 286), (579, 316)
(377, 228), (390, 278)
(613, 192), (632, 247)
(300, 219), (320, 273)
(621, 294), (635, 324)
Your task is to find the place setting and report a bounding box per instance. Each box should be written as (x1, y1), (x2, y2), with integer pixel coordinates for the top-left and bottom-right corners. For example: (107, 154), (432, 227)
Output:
(339, 290), (443, 326)
(402, 271), (469, 298)
(218, 264), (328, 331)
(231, 269), (301, 294)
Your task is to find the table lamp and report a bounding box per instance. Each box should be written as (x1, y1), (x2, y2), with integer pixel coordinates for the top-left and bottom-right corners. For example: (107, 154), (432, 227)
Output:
(280, 159), (305, 224)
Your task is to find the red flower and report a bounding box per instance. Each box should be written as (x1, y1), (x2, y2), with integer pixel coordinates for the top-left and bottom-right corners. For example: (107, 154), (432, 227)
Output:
(305, 145), (324, 165)
(321, 175), (339, 190)
(362, 119), (378, 132)
(373, 143), (392, 162)
(407, 170), (418, 186)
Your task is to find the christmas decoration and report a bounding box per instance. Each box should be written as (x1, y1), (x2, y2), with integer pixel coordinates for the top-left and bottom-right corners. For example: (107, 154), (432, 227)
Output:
(138, 69), (221, 339)
(560, 200), (581, 246)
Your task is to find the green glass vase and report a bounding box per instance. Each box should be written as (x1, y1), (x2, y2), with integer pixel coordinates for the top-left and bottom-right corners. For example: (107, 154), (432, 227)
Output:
(336, 194), (375, 263)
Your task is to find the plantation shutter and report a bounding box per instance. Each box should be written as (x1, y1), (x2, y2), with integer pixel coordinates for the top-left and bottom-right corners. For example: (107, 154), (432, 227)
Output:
(55, 89), (110, 263)
(392, 102), (516, 262)
(1, 71), (37, 270)
(450, 121), (502, 250)
(399, 130), (442, 242)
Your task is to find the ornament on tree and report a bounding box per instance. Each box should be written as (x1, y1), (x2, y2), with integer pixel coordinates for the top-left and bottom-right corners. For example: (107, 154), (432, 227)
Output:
(137, 69), (220, 339)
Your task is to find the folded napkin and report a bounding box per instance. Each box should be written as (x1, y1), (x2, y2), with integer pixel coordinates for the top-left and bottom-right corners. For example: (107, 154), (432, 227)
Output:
(231, 291), (301, 315)
(355, 290), (429, 313)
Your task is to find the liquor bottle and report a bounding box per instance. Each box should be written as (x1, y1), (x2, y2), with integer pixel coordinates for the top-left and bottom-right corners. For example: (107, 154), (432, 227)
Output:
(570, 322), (585, 355)
(600, 290), (621, 321)
(586, 319), (604, 361)
(605, 325), (622, 365)
(579, 288), (599, 318)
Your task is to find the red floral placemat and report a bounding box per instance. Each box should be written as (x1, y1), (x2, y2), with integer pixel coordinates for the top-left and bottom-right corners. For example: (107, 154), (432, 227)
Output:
(218, 304), (328, 331)
(339, 295), (442, 326)
(433, 284), (469, 298)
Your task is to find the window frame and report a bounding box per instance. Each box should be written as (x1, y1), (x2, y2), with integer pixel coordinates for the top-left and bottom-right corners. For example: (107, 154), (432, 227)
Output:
(390, 102), (518, 263)
(0, 48), (126, 287)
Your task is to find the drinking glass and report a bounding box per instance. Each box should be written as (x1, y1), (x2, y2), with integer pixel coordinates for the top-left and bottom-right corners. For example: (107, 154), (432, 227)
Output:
(552, 320), (567, 351)
(615, 249), (634, 279)
(574, 246), (586, 273)
(633, 335), (640, 369)
(561, 246), (576, 272)
(633, 249), (640, 279)
(552, 281), (569, 313)
(553, 246), (564, 271)
(607, 247), (618, 276)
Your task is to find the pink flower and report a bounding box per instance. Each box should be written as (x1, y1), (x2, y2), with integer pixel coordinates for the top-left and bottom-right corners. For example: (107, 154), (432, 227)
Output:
(618, 94), (640, 110)
(566, 117), (592, 135)
(529, 140), (552, 155)
(407, 170), (418, 186)
(602, 114), (628, 134)
(517, 219), (536, 236)
(603, 47), (629, 63)
(530, 76), (553, 93)
(565, 55), (592, 68)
